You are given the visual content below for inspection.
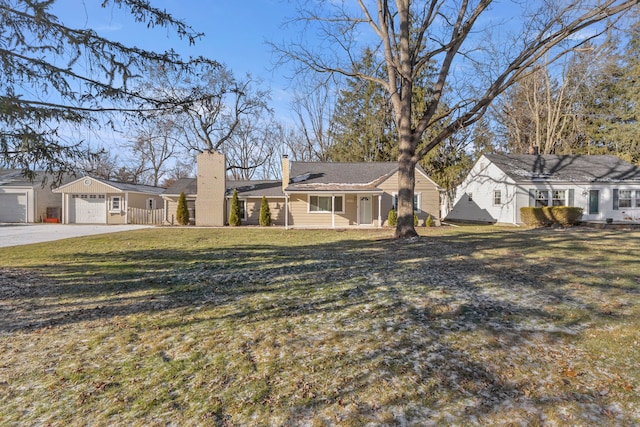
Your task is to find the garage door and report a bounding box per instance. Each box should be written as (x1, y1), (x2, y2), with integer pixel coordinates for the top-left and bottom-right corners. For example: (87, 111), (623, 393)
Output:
(0, 193), (28, 222)
(70, 194), (106, 223)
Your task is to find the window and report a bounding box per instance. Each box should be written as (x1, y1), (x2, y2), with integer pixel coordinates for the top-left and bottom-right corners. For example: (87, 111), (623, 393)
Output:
(493, 190), (502, 205)
(147, 198), (156, 210)
(110, 196), (121, 211)
(534, 190), (548, 207)
(552, 190), (566, 206)
(618, 190), (633, 208)
(393, 193), (421, 211)
(468, 193), (473, 202)
(309, 195), (343, 213)
(637, 191), (640, 208)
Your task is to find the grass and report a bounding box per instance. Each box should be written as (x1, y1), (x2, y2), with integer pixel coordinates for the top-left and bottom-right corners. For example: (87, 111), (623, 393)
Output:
(0, 225), (638, 426)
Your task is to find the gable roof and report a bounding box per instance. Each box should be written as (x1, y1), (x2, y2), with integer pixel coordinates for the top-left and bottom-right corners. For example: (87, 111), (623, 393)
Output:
(55, 176), (166, 195)
(285, 161), (434, 192)
(0, 170), (58, 188)
(484, 154), (640, 183)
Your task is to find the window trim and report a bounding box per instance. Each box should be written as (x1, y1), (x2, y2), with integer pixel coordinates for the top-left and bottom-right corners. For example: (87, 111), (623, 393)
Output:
(493, 190), (502, 206)
(618, 189), (633, 208)
(392, 192), (422, 211)
(110, 196), (122, 212)
(552, 190), (566, 207)
(308, 194), (344, 213)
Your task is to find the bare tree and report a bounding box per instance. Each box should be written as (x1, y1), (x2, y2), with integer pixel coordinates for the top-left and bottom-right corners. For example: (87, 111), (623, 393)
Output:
(290, 76), (340, 161)
(226, 115), (278, 180)
(141, 64), (271, 156)
(126, 117), (180, 186)
(276, 0), (639, 238)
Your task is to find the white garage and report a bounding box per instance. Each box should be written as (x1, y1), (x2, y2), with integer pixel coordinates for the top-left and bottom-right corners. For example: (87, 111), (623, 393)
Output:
(0, 192), (28, 222)
(69, 194), (107, 224)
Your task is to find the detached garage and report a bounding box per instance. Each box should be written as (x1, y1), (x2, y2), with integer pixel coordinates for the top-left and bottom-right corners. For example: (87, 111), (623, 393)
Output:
(55, 176), (165, 224)
(0, 170), (65, 223)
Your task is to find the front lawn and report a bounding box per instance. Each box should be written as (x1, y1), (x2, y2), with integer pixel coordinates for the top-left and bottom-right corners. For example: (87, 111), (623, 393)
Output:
(0, 226), (638, 426)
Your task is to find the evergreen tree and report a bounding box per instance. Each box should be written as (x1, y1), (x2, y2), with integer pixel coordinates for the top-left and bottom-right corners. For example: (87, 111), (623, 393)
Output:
(259, 196), (272, 226)
(176, 192), (190, 226)
(327, 48), (396, 162)
(228, 189), (241, 226)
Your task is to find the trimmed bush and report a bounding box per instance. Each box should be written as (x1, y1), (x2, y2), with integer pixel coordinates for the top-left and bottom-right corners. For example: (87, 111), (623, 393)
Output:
(426, 214), (435, 227)
(259, 196), (271, 226)
(228, 189), (241, 226)
(387, 208), (397, 226)
(176, 191), (190, 226)
(520, 206), (583, 227)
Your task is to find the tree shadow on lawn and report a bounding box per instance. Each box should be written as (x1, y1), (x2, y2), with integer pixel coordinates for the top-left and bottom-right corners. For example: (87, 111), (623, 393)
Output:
(1, 228), (638, 423)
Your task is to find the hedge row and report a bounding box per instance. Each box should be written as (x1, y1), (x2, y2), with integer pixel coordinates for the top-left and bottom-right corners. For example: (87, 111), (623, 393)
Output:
(520, 206), (583, 227)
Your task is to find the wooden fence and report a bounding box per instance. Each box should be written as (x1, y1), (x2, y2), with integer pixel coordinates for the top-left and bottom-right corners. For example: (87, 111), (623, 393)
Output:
(128, 208), (165, 225)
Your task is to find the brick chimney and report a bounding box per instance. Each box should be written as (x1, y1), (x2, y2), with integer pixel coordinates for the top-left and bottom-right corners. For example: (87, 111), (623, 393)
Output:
(281, 154), (290, 192)
(195, 151), (226, 226)
(528, 145), (540, 155)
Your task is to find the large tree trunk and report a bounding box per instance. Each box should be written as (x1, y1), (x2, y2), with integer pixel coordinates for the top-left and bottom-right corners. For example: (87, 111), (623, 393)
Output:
(394, 133), (418, 239)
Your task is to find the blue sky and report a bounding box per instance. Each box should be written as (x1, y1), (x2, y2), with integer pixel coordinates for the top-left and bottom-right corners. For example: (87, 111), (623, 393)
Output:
(54, 0), (297, 118)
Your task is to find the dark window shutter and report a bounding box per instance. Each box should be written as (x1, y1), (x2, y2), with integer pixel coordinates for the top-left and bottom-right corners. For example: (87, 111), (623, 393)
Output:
(529, 189), (535, 207)
(568, 189), (574, 206)
(613, 189), (619, 210)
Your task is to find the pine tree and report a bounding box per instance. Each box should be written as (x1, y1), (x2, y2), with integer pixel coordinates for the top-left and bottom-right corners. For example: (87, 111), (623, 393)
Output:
(228, 189), (241, 226)
(259, 196), (272, 226)
(176, 192), (190, 226)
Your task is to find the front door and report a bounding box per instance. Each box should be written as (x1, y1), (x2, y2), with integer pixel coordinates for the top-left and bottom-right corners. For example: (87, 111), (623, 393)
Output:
(359, 196), (372, 225)
(588, 190), (599, 215)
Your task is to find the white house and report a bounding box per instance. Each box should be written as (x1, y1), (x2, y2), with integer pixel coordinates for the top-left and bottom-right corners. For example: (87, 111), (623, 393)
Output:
(445, 153), (640, 225)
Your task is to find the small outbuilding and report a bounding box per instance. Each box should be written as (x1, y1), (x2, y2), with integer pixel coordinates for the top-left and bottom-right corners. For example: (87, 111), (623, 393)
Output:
(0, 170), (66, 223)
(54, 176), (165, 224)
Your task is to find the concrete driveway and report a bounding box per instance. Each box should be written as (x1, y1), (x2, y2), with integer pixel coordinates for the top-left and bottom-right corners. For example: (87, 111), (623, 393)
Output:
(0, 224), (153, 248)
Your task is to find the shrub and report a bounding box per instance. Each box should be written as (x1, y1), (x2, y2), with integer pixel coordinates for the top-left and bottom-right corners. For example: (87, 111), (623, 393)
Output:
(520, 206), (583, 227)
(259, 196), (271, 226)
(387, 208), (397, 226)
(546, 206), (583, 226)
(176, 192), (190, 226)
(228, 189), (241, 226)
(414, 211), (419, 227)
(426, 214), (435, 227)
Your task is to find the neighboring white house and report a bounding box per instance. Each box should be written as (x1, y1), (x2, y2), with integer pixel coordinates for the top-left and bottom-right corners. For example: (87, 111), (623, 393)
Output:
(445, 153), (640, 225)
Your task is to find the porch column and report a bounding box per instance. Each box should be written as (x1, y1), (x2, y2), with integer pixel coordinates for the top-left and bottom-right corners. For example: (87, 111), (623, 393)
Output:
(331, 194), (335, 229)
(378, 194), (382, 228)
(285, 194), (289, 230)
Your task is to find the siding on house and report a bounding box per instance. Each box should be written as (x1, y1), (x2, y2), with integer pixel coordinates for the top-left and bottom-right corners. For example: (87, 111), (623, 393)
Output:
(227, 197), (287, 226)
(446, 154), (640, 225)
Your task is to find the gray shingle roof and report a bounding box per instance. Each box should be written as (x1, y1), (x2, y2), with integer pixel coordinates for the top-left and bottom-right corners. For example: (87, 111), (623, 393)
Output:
(102, 179), (166, 194)
(286, 161), (402, 192)
(485, 154), (640, 183)
(226, 180), (284, 198)
(163, 178), (197, 196)
(163, 178), (285, 198)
